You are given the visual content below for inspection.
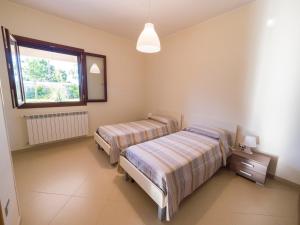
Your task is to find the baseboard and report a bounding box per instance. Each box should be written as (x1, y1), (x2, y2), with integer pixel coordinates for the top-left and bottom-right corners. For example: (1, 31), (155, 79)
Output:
(268, 172), (300, 189)
(11, 135), (93, 153)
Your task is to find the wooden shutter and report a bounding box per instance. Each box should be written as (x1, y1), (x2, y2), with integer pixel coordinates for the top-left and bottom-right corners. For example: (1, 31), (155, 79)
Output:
(0, 201), (4, 225)
(1, 27), (25, 108)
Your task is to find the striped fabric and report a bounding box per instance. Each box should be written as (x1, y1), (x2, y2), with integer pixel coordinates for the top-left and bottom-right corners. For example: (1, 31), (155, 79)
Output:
(148, 115), (179, 133)
(123, 131), (224, 220)
(98, 118), (178, 163)
(184, 125), (231, 165)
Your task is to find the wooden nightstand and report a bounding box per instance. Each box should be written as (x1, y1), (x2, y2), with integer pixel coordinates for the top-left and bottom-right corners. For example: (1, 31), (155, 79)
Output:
(230, 150), (271, 185)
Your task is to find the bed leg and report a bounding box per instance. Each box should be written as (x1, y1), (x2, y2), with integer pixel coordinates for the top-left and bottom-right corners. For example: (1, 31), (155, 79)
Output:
(125, 173), (130, 181)
(110, 162), (118, 167)
(125, 173), (134, 182)
(157, 207), (166, 221)
(97, 144), (104, 151)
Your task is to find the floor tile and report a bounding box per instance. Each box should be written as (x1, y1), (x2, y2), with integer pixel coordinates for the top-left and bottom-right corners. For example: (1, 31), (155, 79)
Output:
(50, 196), (106, 225)
(97, 201), (162, 225)
(73, 171), (116, 200)
(20, 192), (69, 225)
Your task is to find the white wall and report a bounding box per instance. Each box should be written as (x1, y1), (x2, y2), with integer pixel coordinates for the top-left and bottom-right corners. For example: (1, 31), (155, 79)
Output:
(0, 81), (20, 225)
(145, 0), (300, 184)
(0, 0), (146, 151)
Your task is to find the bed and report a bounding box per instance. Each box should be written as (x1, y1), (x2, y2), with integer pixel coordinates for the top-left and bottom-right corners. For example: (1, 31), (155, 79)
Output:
(94, 115), (178, 164)
(119, 125), (231, 221)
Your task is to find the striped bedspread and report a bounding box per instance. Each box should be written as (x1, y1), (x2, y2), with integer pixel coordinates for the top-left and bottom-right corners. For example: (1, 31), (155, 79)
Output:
(122, 130), (225, 220)
(97, 118), (178, 163)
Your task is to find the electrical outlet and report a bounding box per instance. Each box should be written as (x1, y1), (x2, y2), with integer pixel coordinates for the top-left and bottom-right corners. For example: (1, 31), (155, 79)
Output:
(5, 199), (9, 217)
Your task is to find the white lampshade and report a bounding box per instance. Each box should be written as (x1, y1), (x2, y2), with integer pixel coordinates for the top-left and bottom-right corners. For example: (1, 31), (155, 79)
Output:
(243, 136), (257, 148)
(89, 63), (101, 74)
(136, 23), (161, 53)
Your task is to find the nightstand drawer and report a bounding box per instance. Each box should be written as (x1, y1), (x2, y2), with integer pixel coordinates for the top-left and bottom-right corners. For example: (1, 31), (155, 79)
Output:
(230, 162), (266, 184)
(231, 154), (267, 174)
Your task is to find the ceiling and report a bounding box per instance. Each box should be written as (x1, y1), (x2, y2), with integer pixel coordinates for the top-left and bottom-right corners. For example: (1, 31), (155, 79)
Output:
(10, 0), (253, 39)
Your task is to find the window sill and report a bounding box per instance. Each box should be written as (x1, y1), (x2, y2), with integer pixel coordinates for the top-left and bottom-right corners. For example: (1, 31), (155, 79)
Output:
(17, 101), (86, 109)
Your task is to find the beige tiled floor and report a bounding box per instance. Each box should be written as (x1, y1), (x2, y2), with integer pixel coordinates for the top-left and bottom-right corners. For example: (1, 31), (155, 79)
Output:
(12, 138), (299, 225)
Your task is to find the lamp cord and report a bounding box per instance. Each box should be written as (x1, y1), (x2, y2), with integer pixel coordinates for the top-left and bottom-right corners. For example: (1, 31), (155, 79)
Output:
(147, 0), (151, 22)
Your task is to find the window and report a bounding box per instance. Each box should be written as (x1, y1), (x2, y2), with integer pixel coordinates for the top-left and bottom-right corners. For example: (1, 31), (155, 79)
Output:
(1, 27), (86, 108)
(84, 53), (107, 102)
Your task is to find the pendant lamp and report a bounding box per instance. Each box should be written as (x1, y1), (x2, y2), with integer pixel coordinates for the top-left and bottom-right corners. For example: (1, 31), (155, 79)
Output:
(136, 0), (161, 53)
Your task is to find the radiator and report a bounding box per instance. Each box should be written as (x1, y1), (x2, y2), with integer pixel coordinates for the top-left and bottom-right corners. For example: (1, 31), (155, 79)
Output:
(25, 111), (89, 145)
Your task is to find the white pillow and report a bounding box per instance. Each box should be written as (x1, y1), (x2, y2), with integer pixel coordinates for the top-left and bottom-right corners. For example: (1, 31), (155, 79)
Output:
(185, 125), (230, 166)
(185, 125), (220, 139)
(148, 115), (179, 133)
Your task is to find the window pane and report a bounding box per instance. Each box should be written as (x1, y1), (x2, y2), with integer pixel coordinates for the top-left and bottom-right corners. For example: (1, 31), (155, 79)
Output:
(19, 46), (80, 103)
(10, 41), (23, 104)
(86, 55), (105, 100)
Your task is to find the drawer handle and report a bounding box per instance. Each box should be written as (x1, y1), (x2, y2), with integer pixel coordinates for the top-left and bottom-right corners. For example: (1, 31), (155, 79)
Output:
(239, 170), (252, 177)
(241, 161), (254, 168)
